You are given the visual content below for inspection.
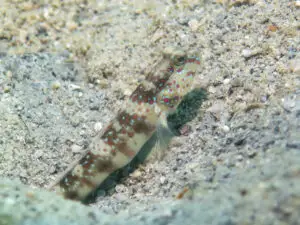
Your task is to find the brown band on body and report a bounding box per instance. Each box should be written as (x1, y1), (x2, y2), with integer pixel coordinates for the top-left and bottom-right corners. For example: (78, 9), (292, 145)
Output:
(117, 110), (154, 135)
(94, 158), (116, 173)
(64, 190), (80, 200)
(79, 152), (95, 169)
(59, 173), (81, 200)
(59, 172), (79, 189)
(130, 84), (157, 104)
(131, 117), (155, 134)
(79, 177), (97, 188)
(116, 142), (137, 158)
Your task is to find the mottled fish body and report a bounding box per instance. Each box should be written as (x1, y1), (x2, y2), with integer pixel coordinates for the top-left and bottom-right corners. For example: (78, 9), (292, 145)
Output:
(52, 49), (200, 202)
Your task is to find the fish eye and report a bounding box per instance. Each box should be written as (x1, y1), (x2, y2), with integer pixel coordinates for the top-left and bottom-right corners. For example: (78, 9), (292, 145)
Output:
(174, 56), (186, 66)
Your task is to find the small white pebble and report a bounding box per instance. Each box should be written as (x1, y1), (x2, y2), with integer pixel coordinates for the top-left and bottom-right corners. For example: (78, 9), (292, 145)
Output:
(222, 125), (230, 133)
(51, 81), (61, 90)
(242, 48), (261, 58)
(124, 89), (132, 96)
(186, 163), (199, 170)
(94, 122), (103, 132)
(223, 78), (231, 85)
(71, 144), (82, 153)
(282, 95), (296, 112)
(49, 165), (56, 174)
(130, 170), (142, 178)
(188, 19), (199, 32)
(241, 49), (253, 58)
(160, 176), (166, 184)
(69, 84), (81, 91)
(236, 155), (243, 161)
(115, 184), (127, 193)
(208, 86), (216, 94)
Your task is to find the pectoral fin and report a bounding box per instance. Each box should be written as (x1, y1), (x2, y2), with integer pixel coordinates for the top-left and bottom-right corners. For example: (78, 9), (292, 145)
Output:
(146, 112), (175, 161)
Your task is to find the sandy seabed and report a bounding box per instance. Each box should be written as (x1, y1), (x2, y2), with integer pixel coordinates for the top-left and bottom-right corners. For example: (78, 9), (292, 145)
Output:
(0, 0), (299, 224)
